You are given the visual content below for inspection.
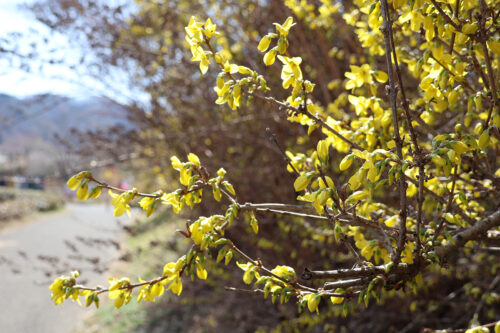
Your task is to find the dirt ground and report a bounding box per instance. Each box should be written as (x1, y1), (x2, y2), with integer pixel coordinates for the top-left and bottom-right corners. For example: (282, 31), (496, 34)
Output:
(0, 203), (135, 333)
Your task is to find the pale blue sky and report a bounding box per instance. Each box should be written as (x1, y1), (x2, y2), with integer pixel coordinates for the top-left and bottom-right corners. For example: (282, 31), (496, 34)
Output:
(0, 0), (138, 102)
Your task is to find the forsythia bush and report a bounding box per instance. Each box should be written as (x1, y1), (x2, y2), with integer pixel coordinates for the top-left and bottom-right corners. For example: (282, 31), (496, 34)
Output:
(50, 0), (499, 331)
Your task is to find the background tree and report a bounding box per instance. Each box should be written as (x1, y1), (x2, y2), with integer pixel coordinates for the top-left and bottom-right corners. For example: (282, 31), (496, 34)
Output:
(25, 0), (500, 331)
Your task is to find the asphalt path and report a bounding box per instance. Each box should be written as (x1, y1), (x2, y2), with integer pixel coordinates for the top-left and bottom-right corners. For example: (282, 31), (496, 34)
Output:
(0, 203), (133, 333)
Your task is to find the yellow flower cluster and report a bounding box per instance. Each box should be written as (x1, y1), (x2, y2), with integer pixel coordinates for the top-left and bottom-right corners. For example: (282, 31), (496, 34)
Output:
(66, 171), (102, 201)
(258, 17), (296, 65)
(49, 271), (84, 305)
(185, 17), (218, 74)
(109, 188), (137, 217)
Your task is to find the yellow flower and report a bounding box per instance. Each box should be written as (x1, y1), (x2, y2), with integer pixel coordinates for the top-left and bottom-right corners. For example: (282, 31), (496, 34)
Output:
(339, 154), (353, 170)
(270, 265), (296, 281)
(139, 195), (160, 217)
(294, 173), (311, 192)
(185, 16), (215, 74)
(66, 171), (91, 191)
(76, 182), (89, 200)
(263, 48), (277, 66)
(345, 64), (373, 89)
(273, 16), (295, 37)
(108, 189), (136, 217)
(161, 192), (182, 213)
(277, 55), (303, 89)
(185, 16), (204, 42)
(167, 275), (183, 295)
(196, 264), (208, 280)
(203, 18), (216, 38)
(258, 33), (277, 52)
(306, 293), (321, 312)
(49, 277), (66, 305)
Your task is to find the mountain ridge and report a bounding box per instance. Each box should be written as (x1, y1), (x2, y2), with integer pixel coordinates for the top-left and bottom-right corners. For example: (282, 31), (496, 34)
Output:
(0, 93), (129, 145)
(0, 93), (130, 176)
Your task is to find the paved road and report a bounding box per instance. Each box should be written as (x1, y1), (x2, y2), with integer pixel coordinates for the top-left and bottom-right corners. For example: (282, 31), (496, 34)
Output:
(0, 203), (133, 333)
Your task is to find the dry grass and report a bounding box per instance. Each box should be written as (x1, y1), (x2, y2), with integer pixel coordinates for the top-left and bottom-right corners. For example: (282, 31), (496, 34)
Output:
(0, 187), (65, 222)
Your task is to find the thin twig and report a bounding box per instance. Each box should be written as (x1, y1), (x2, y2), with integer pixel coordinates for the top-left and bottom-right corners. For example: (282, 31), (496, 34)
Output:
(226, 239), (317, 293)
(89, 176), (163, 198)
(265, 128), (300, 176)
(430, 0), (461, 31)
(432, 165), (459, 243)
(323, 278), (367, 290)
(250, 92), (363, 150)
(380, 0), (408, 265)
(479, 0), (499, 127)
(303, 263), (410, 280)
(386, 0), (425, 261)
(448, 0), (461, 53)
(224, 286), (264, 294)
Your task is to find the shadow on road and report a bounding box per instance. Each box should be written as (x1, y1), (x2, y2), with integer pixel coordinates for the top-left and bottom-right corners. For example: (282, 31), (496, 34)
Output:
(0, 203), (135, 333)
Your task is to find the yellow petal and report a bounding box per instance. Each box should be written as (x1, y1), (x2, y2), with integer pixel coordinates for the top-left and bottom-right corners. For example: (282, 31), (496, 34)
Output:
(263, 49), (277, 66)
(294, 174), (311, 192)
(258, 35), (272, 52)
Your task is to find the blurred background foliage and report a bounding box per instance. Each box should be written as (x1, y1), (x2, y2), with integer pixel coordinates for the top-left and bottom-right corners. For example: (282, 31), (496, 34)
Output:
(6, 0), (497, 331)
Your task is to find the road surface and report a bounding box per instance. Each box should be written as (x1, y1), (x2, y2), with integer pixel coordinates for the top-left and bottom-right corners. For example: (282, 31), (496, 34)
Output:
(0, 203), (134, 333)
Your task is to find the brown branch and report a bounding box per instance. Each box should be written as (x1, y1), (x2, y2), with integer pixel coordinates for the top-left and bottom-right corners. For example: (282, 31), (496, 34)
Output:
(250, 92), (363, 150)
(479, 0), (499, 127)
(240, 202), (315, 212)
(416, 163), (424, 258)
(265, 128), (300, 176)
(430, 0), (461, 31)
(437, 320), (500, 333)
(226, 239), (317, 293)
(432, 165), (459, 243)
(380, 0), (408, 265)
(387, 13), (421, 156)
(448, 0), (461, 53)
(435, 209), (500, 258)
(89, 176), (163, 198)
(243, 207), (395, 235)
(224, 286), (264, 294)
(342, 236), (365, 266)
(403, 173), (473, 225)
(74, 245), (199, 294)
(302, 263), (410, 280)
(323, 278), (368, 290)
(304, 208), (500, 282)
(385, 0), (425, 260)
(203, 34), (363, 152)
(239, 202), (397, 234)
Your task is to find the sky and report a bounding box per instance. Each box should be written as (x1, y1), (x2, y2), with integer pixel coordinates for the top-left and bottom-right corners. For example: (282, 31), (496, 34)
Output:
(0, 0), (137, 102)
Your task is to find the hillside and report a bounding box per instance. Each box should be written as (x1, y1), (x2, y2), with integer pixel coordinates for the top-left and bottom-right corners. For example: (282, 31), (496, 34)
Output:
(0, 93), (130, 176)
(0, 93), (129, 145)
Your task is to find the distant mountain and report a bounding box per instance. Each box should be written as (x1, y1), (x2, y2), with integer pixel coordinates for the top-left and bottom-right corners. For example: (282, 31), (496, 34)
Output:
(0, 93), (130, 147)
(0, 93), (131, 176)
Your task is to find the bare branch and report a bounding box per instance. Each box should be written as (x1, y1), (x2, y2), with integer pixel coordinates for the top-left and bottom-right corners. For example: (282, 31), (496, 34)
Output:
(379, 0), (408, 265)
